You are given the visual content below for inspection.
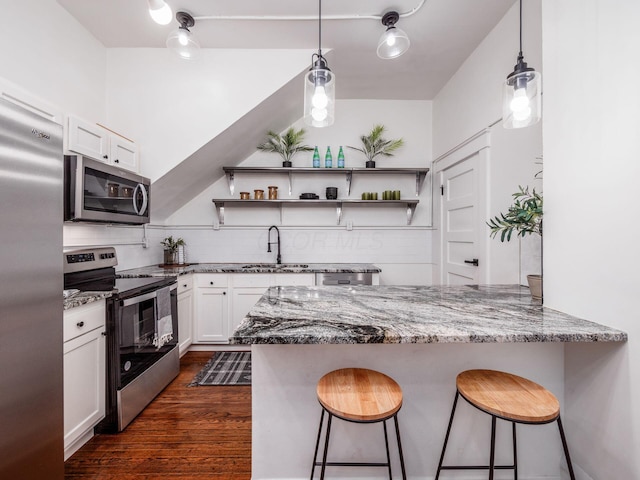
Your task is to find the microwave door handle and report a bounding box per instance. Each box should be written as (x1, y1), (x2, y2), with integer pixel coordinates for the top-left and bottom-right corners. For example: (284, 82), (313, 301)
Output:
(133, 183), (148, 216)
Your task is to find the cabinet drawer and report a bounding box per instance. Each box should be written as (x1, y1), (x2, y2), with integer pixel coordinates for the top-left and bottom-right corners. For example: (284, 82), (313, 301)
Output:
(273, 273), (315, 286)
(232, 274), (272, 288)
(63, 300), (106, 343)
(195, 274), (229, 288)
(177, 275), (194, 293)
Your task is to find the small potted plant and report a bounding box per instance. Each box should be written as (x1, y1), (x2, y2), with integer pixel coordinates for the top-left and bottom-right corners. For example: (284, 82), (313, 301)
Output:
(347, 124), (404, 168)
(161, 236), (185, 265)
(487, 185), (543, 298)
(257, 127), (314, 167)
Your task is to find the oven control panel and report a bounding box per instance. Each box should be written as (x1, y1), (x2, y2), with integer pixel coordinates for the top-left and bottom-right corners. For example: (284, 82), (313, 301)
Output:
(63, 247), (118, 273)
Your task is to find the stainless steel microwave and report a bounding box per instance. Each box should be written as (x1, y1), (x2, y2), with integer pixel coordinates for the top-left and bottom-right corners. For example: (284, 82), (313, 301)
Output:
(64, 155), (150, 225)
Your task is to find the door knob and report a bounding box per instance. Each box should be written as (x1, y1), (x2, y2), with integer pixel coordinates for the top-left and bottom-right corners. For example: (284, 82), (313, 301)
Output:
(464, 258), (479, 266)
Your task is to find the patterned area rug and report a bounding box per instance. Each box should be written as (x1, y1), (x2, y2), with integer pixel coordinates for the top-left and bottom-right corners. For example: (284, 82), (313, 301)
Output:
(189, 351), (251, 386)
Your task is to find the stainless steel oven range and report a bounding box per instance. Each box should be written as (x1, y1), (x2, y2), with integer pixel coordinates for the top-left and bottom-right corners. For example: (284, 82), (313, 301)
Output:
(63, 247), (179, 432)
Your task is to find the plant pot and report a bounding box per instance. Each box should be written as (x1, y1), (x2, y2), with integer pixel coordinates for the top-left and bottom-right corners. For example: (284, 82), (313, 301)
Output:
(282, 161), (292, 167)
(163, 250), (177, 265)
(527, 274), (542, 300)
(365, 160), (376, 168)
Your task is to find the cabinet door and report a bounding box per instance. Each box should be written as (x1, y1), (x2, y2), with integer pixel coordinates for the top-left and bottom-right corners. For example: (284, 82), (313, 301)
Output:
(63, 327), (105, 458)
(67, 116), (109, 161)
(109, 135), (138, 172)
(177, 289), (193, 356)
(230, 287), (268, 335)
(195, 288), (228, 343)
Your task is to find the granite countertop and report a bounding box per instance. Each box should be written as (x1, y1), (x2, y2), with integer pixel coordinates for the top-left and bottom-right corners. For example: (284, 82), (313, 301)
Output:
(117, 263), (381, 278)
(229, 284), (628, 344)
(63, 291), (112, 310)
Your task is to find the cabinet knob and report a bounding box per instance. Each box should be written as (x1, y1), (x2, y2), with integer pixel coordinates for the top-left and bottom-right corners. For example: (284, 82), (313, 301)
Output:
(223, 291), (226, 295)
(183, 284), (188, 288)
(210, 281), (214, 285)
(76, 321), (85, 327)
(114, 159), (119, 163)
(103, 155), (108, 159)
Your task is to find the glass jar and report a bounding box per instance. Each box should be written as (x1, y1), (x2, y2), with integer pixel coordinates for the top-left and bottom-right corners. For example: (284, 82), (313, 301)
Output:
(268, 186), (278, 200)
(254, 189), (264, 200)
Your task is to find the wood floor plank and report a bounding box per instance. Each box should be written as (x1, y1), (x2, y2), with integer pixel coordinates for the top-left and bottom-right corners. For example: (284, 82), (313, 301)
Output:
(64, 352), (251, 479)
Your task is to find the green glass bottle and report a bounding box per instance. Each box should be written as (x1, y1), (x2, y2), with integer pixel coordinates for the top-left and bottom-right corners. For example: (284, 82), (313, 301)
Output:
(337, 146), (345, 168)
(325, 147), (332, 168)
(312, 146), (320, 168)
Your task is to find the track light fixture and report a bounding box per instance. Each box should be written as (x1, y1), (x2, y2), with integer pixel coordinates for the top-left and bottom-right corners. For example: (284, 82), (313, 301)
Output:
(304, 0), (335, 128)
(502, 0), (541, 129)
(377, 11), (411, 59)
(147, 0), (172, 26)
(166, 11), (201, 60)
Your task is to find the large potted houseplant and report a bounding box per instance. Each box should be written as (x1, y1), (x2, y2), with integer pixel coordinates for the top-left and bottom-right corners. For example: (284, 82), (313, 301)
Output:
(257, 127), (313, 167)
(161, 236), (185, 265)
(487, 185), (543, 299)
(347, 124), (404, 168)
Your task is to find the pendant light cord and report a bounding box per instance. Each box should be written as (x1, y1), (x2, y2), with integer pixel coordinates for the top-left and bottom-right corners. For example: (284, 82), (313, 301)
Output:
(318, 0), (322, 56)
(518, 0), (523, 58)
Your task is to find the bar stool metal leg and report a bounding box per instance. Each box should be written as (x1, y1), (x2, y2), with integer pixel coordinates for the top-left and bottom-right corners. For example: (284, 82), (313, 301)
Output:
(319, 413), (333, 480)
(556, 416), (576, 480)
(435, 391), (459, 480)
(513, 422), (518, 480)
(310, 410), (325, 480)
(383, 420), (392, 479)
(394, 414), (407, 480)
(489, 416), (497, 480)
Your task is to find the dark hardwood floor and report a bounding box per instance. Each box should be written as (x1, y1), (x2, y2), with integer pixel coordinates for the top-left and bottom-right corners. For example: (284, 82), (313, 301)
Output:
(65, 352), (251, 479)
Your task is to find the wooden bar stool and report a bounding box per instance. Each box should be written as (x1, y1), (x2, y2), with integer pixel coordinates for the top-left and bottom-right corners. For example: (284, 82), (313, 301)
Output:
(435, 369), (576, 480)
(310, 368), (407, 480)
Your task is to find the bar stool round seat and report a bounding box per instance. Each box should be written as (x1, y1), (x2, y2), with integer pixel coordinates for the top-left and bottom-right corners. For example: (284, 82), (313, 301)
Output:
(456, 369), (560, 423)
(435, 369), (576, 480)
(311, 368), (407, 479)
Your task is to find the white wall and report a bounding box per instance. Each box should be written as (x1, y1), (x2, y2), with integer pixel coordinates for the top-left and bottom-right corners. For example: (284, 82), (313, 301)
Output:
(160, 99), (434, 285)
(0, 0), (106, 121)
(432, 1), (543, 285)
(105, 48), (312, 182)
(543, 0), (640, 478)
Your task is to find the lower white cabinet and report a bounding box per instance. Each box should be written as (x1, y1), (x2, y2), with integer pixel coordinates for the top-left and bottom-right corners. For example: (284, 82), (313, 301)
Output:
(194, 274), (229, 343)
(177, 277), (194, 356)
(63, 300), (106, 460)
(193, 272), (315, 344)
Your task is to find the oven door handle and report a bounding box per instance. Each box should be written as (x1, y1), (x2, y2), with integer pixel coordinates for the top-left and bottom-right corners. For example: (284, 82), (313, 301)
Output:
(120, 282), (177, 307)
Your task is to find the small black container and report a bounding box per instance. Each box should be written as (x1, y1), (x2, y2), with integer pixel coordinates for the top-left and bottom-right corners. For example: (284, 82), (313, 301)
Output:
(326, 187), (338, 199)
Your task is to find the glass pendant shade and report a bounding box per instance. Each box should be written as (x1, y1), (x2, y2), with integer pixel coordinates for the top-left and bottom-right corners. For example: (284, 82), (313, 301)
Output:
(502, 67), (541, 129)
(148, 0), (172, 25)
(377, 26), (410, 59)
(304, 58), (335, 128)
(166, 26), (200, 60)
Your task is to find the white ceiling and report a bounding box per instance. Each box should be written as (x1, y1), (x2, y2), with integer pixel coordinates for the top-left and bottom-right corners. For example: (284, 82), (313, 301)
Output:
(57, 0), (515, 100)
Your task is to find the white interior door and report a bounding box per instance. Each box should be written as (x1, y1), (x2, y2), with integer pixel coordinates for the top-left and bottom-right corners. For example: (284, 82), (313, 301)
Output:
(441, 154), (480, 285)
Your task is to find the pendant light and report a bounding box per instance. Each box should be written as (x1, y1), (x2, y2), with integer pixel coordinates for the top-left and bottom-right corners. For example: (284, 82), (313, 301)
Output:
(502, 0), (541, 129)
(377, 11), (410, 59)
(166, 12), (201, 60)
(147, 0), (172, 26)
(304, 0), (335, 128)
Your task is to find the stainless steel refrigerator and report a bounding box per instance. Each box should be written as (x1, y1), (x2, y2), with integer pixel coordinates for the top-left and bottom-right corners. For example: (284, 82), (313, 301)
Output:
(0, 97), (64, 478)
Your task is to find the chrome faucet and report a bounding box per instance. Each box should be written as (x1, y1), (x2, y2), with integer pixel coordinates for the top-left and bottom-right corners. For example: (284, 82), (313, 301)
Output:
(267, 225), (282, 264)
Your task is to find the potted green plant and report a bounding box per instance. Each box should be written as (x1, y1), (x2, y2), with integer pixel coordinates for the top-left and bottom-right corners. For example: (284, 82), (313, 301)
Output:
(257, 127), (314, 167)
(347, 124), (404, 168)
(487, 185), (543, 299)
(161, 236), (185, 265)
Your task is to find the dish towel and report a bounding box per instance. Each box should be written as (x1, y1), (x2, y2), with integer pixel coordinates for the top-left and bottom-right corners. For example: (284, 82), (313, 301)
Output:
(153, 286), (173, 349)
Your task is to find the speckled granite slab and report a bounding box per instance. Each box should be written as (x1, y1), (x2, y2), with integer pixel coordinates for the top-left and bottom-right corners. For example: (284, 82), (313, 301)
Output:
(64, 291), (111, 310)
(117, 263), (381, 277)
(230, 284), (627, 344)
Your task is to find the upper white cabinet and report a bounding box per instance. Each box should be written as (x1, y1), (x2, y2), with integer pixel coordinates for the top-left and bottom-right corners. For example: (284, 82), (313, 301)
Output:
(67, 115), (139, 172)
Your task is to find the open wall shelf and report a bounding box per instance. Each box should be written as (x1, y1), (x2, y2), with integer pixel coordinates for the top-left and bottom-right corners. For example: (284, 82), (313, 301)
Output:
(222, 166), (429, 197)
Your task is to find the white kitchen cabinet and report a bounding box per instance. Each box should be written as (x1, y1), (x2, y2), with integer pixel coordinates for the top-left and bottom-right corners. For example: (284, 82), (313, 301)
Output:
(194, 274), (229, 343)
(177, 276), (194, 356)
(67, 115), (139, 172)
(230, 275), (272, 335)
(63, 300), (106, 460)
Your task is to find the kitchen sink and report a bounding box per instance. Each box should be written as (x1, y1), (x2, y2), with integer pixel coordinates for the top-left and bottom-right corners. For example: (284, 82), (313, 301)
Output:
(241, 263), (309, 269)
